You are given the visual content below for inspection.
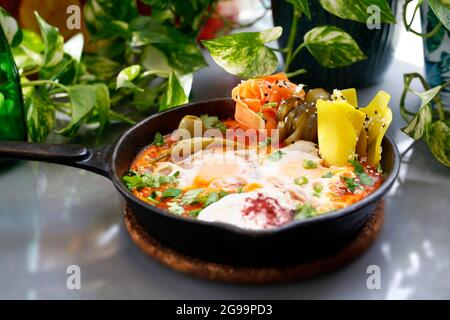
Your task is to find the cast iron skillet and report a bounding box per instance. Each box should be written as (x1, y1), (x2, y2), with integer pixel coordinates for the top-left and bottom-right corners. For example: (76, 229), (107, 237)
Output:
(0, 98), (400, 266)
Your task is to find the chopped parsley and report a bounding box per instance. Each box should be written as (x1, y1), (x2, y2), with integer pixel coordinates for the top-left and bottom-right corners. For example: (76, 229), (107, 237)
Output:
(122, 171), (179, 190)
(349, 158), (374, 186)
(342, 176), (360, 193)
(200, 114), (226, 132)
(267, 150), (286, 161)
(167, 201), (184, 215)
(294, 176), (308, 186)
(203, 192), (220, 207)
(218, 190), (229, 198)
(162, 188), (182, 198)
(188, 208), (202, 218)
(294, 204), (317, 220)
(181, 188), (204, 205)
(321, 171), (333, 178)
(152, 132), (164, 146)
(303, 159), (318, 169)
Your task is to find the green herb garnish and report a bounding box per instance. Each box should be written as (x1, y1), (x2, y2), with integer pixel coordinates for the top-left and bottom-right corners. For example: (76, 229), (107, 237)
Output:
(218, 190), (229, 198)
(203, 192), (220, 207)
(167, 201), (184, 215)
(153, 132), (164, 146)
(321, 171), (333, 178)
(188, 208), (202, 218)
(181, 189), (204, 205)
(342, 177), (360, 193)
(349, 158), (374, 186)
(294, 176), (308, 186)
(200, 114), (226, 132)
(162, 188), (182, 198)
(294, 204), (317, 220)
(122, 171), (179, 190)
(303, 159), (318, 169)
(268, 150), (286, 161)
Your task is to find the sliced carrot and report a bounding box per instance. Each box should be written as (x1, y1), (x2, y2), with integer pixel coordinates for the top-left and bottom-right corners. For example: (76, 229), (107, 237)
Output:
(235, 103), (265, 129)
(244, 98), (262, 112)
(262, 105), (277, 131)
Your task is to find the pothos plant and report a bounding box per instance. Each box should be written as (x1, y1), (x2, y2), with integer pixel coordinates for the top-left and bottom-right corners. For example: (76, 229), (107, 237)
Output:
(399, 0), (450, 167)
(0, 0), (218, 143)
(1, 0), (396, 144)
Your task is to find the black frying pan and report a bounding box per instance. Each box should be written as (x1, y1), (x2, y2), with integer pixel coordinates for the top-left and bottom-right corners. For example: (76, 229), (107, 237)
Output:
(0, 98), (400, 266)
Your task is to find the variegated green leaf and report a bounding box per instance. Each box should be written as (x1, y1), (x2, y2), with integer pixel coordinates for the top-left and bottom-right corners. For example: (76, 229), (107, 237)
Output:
(319, 0), (396, 24)
(303, 26), (366, 68)
(202, 27), (282, 78)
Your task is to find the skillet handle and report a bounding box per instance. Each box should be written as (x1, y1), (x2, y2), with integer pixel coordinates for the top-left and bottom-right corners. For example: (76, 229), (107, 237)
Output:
(0, 141), (111, 178)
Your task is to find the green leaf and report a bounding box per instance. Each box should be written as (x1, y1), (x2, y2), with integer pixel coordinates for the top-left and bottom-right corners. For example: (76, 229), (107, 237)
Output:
(401, 105), (432, 140)
(202, 27), (282, 78)
(83, 0), (138, 36)
(81, 55), (121, 81)
(303, 26), (367, 68)
(401, 85), (441, 140)
(428, 0), (450, 30)
(203, 192), (220, 207)
(63, 33), (84, 62)
(426, 120), (450, 167)
(0, 7), (22, 47)
(57, 85), (97, 136)
(342, 176), (360, 193)
(167, 201), (185, 215)
(40, 53), (78, 85)
(181, 188), (204, 205)
(319, 0), (396, 24)
(25, 93), (56, 143)
(286, 0), (311, 19)
(92, 83), (110, 138)
(294, 204), (317, 220)
(116, 65), (142, 91)
(153, 132), (164, 146)
(35, 12), (64, 68)
(130, 16), (207, 74)
(141, 45), (172, 77)
(162, 188), (182, 198)
(200, 114), (226, 132)
(160, 72), (189, 111)
(349, 158), (374, 186)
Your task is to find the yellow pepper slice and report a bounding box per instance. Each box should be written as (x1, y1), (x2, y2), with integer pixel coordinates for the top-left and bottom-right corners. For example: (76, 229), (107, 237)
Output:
(360, 90), (392, 166)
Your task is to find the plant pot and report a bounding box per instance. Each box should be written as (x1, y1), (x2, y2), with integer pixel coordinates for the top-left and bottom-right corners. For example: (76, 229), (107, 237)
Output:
(271, 0), (399, 89)
(421, 3), (449, 108)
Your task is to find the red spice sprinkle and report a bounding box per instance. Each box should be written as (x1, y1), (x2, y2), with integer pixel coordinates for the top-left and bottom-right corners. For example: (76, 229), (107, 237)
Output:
(242, 193), (293, 228)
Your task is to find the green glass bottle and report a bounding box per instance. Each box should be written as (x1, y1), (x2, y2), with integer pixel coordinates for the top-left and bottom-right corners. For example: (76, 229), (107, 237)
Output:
(0, 25), (27, 144)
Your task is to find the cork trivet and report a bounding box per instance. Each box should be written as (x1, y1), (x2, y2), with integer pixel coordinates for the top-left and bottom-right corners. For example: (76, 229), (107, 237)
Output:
(125, 201), (384, 284)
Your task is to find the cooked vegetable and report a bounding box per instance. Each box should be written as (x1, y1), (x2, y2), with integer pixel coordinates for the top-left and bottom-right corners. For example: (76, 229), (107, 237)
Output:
(231, 73), (303, 130)
(317, 90), (392, 166)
